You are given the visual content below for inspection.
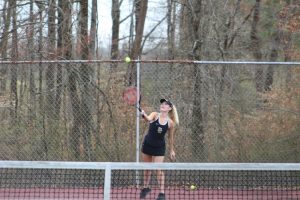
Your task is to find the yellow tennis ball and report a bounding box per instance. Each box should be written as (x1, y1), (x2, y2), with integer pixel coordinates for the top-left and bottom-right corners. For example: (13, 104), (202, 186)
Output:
(125, 56), (131, 63)
(190, 185), (196, 190)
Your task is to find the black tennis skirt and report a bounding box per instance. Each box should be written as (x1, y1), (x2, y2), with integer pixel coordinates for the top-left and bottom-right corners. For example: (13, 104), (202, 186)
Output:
(141, 140), (166, 156)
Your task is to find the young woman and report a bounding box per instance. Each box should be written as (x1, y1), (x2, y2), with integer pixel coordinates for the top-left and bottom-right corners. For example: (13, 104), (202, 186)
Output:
(139, 98), (179, 200)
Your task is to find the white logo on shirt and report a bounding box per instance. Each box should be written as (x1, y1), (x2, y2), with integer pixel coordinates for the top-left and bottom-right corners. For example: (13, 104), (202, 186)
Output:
(157, 127), (163, 134)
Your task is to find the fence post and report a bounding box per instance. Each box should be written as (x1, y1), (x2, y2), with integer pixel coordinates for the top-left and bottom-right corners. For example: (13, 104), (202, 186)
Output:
(136, 57), (141, 186)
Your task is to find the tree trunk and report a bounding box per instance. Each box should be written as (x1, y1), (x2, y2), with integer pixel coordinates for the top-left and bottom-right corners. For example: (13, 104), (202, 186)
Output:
(37, 3), (46, 160)
(111, 0), (120, 60)
(0, 0), (10, 58)
(186, 0), (206, 161)
(68, 69), (82, 160)
(192, 65), (206, 161)
(58, 0), (77, 160)
(282, 1), (293, 86)
(167, 0), (176, 60)
(10, 0), (19, 159)
(89, 0), (98, 59)
(178, 0), (190, 57)
(28, 0), (36, 121)
(10, 0), (18, 120)
(46, 0), (56, 119)
(214, 66), (226, 161)
(126, 0), (148, 86)
(79, 0), (94, 161)
(0, 0), (11, 95)
(56, 0), (72, 118)
(46, 0), (64, 160)
(284, 32), (292, 86)
(265, 31), (280, 91)
(250, 0), (263, 92)
(66, 0), (81, 161)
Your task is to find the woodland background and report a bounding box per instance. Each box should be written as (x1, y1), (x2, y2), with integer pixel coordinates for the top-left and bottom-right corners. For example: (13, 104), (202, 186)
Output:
(0, 0), (299, 162)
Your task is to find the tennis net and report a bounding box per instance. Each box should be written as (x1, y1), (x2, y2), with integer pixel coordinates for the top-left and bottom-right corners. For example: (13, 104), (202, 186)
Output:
(0, 161), (299, 200)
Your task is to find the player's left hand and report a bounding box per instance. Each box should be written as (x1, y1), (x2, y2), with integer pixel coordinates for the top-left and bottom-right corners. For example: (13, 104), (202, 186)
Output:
(170, 150), (176, 161)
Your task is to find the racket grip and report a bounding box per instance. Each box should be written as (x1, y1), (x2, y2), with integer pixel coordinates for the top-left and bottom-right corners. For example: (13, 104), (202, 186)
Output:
(138, 107), (145, 118)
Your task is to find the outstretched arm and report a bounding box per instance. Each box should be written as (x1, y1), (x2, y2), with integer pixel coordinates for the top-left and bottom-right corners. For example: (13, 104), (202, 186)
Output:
(168, 121), (176, 161)
(140, 111), (157, 122)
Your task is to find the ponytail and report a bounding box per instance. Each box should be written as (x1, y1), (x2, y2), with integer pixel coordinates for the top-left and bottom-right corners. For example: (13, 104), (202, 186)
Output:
(169, 105), (179, 126)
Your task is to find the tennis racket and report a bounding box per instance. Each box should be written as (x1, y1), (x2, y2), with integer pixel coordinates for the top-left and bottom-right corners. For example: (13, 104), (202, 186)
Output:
(122, 87), (142, 112)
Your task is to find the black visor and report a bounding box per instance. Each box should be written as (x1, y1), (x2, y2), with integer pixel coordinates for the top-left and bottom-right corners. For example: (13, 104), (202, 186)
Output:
(160, 98), (173, 107)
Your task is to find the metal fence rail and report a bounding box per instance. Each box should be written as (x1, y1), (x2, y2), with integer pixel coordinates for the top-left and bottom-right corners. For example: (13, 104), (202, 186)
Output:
(0, 60), (299, 162)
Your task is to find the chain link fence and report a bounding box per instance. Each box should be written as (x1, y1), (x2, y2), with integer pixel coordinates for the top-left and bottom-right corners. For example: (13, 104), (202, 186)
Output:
(0, 61), (299, 162)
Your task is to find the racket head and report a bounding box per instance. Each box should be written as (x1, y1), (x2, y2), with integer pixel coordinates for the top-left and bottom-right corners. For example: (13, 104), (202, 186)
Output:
(122, 87), (140, 106)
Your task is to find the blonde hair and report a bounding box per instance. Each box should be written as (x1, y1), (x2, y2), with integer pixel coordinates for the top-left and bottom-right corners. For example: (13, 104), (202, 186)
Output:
(169, 105), (179, 126)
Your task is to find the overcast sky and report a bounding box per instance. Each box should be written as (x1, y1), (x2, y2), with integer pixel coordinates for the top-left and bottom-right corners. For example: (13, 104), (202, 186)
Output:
(0, 0), (167, 50)
(97, 0), (113, 45)
(97, 0), (167, 48)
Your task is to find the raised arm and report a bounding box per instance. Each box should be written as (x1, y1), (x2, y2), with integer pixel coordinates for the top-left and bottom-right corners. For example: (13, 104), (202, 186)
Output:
(140, 111), (157, 122)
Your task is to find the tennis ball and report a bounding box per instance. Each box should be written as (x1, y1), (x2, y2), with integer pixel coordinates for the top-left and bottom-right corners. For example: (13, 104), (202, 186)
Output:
(190, 185), (196, 190)
(125, 56), (131, 63)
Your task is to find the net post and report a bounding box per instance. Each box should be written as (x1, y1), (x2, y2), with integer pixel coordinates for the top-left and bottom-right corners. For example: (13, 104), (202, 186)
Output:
(136, 57), (141, 187)
(104, 164), (111, 200)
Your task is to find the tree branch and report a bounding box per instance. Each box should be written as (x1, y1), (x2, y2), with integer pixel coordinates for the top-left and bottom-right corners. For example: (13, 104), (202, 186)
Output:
(141, 15), (167, 51)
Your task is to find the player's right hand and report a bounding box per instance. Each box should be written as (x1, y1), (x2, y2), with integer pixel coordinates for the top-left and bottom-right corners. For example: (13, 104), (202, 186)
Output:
(140, 110), (146, 117)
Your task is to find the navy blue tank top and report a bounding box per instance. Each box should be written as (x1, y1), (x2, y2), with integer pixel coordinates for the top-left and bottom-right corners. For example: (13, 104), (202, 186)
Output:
(144, 114), (169, 147)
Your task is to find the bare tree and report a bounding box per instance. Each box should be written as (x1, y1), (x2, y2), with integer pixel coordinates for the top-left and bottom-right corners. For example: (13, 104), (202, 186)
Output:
(0, 0), (11, 94)
(36, 1), (45, 113)
(265, 32), (279, 91)
(178, 0), (189, 56)
(45, 0), (56, 119)
(55, 0), (64, 118)
(62, 2), (81, 161)
(79, 0), (95, 161)
(210, 0), (253, 161)
(34, 0), (47, 160)
(68, 66), (82, 160)
(56, 0), (72, 118)
(9, 0), (19, 159)
(167, 0), (176, 60)
(10, 0), (18, 120)
(111, 0), (120, 60)
(28, 0), (36, 121)
(250, 0), (263, 92)
(126, 0), (148, 85)
(280, 1), (294, 86)
(182, 0), (206, 161)
(89, 0), (98, 59)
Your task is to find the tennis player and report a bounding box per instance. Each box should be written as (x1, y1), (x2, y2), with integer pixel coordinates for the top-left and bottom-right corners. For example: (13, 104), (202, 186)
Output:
(139, 98), (179, 200)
